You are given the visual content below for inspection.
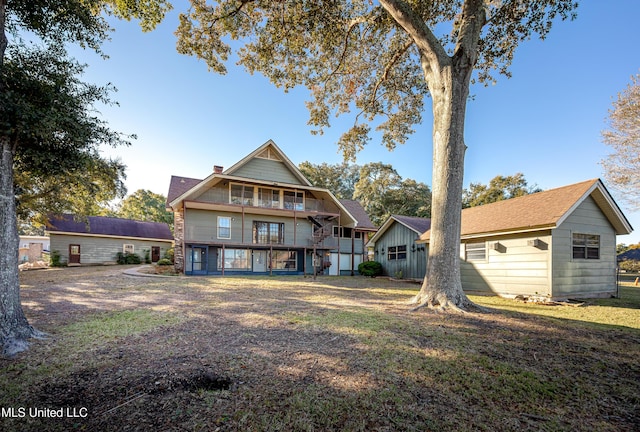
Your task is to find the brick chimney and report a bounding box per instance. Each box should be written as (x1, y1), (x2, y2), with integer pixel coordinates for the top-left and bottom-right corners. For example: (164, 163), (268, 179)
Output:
(213, 165), (223, 174)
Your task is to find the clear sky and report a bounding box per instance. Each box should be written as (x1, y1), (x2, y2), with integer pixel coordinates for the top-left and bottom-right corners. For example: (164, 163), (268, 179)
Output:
(69, 1), (640, 243)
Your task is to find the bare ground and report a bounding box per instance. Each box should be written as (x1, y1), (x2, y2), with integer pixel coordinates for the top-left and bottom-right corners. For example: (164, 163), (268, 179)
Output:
(2, 266), (639, 431)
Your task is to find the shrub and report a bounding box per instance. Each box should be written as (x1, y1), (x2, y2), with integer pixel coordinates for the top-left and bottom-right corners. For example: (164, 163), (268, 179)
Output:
(116, 252), (142, 265)
(164, 248), (174, 262)
(144, 249), (151, 264)
(157, 258), (173, 266)
(358, 261), (382, 277)
(50, 250), (65, 267)
(619, 259), (640, 272)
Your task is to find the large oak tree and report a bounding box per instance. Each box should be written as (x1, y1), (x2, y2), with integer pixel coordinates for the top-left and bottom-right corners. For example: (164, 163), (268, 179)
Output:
(0, 0), (170, 357)
(177, 0), (578, 311)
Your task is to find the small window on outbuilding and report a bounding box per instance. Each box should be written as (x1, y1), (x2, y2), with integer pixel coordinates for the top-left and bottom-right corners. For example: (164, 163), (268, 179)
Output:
(388, 245), (407, 260)
(465, 242), (486, 261)
(123, 244), (134, 254)
(572, 233), (600, 259)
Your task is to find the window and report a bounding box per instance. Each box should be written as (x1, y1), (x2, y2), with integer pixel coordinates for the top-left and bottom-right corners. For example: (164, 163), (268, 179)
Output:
(123, 244), (134, 254)
(271, 250), (297, 270)
(283, 190), (304, 210)
(217, 249), (250, 270)
(572, 233), (600, 259)
(465, 242), (486, 261)
(388, 245), (407, 260)
(217, 216), (231, 239)
(253, 221), (285, 244)
(333, 227), (363, 239)
(230, 184), (254, 206)
(258, 188), (280, 208)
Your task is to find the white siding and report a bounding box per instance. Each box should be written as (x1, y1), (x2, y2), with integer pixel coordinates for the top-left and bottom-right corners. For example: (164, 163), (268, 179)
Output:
(551, 196), (617, 298)
(461, 231), (552, 297)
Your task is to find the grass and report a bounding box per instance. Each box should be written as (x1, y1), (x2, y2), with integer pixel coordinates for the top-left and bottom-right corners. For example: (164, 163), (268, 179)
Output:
(2, 269), (639, 431)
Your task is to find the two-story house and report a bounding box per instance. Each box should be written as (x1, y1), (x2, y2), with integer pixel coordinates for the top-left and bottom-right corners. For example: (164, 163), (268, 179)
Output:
(166, 140), (376, 276)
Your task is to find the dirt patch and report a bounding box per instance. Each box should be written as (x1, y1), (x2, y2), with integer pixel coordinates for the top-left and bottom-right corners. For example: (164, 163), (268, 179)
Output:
(2, 267), (639, 431)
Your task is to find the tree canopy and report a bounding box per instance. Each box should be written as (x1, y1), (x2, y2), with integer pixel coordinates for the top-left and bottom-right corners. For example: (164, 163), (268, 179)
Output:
(0, 0), (170, 357)
(601, 73), (640, 208)
(117, 189), (174, 231)
(462, 173), (540, 208)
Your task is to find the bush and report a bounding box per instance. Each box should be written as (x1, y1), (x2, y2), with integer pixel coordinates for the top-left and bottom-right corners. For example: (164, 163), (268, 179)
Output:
(619, 259), (640, 272)
(156, 258), (173, 266)
(116, 252), (142, 265)
(358, 261), (382, 277)
(164, 248), (174, 262)
(50, 250), (65, 267)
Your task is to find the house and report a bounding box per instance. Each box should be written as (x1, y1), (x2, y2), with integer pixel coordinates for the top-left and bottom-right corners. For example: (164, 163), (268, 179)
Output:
(418, 179), (633, 299)
(366, 215), (431, 279)
(46, 215), (174, 265)
(18, 235), (50, 263)
(166, 140), (377, 276)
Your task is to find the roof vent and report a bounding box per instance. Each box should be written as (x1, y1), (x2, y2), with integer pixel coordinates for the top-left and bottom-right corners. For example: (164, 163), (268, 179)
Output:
(213, 165), (223, 174)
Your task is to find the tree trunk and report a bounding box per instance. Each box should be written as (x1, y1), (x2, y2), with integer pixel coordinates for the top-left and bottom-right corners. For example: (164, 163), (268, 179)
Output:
(0, 137), (42, 357)
(410, 64), (476, 311)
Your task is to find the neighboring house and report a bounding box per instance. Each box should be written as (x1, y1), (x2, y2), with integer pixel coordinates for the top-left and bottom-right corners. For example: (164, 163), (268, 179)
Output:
(617, 248), (640, 262)
(418, 179), (632, 299)
(166, 140), (377, 276)
(18, 235), (50, 263)
(46, 215), (174, 266)
(366, 215), (431, 279)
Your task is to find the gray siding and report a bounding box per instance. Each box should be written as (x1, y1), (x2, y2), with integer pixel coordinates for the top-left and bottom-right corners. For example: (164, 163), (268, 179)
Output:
(231, 158), (303, 184)
(50, 234), (172, 265)
(460, 232), (552, 297)
(184, 209), (315, 247)
(551, 196), (617, 298)
(374, 222), (426, 279)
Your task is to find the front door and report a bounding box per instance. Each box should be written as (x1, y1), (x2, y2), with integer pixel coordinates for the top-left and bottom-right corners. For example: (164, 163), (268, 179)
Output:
(151, 246), (160, 263)
(253, 250), (267, 272)
(69, 244), (81, 265)
(189, 246), (208, 275)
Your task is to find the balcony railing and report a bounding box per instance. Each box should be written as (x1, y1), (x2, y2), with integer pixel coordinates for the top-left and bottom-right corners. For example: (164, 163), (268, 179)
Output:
(194, 189), (333, 213)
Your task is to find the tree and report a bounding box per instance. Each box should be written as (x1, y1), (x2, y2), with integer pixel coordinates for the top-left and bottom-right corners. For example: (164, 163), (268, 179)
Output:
(175, 0), (578, 311)
(0, 0), (170, 357)
(116, 189), (174, 232)
(353, 162), (431, 226)
(462, 173), (540, 208)
(601, 73), (640, 207)
(298, 161), (360, 200)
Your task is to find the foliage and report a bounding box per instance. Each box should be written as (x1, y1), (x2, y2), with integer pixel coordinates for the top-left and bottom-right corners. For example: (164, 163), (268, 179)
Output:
(156, 258), (173, 266)
(116, 252), (141, 265)
(358, 260), (382, 277)
(354, 162), (431, 226)
(462, 173), (540, 208)
(619, 260), (640, 273)
(298, 161), (359, 200)
(115, 189), (174, 231)
(49, 250), (64, 267)
(163, 248), (174, 262)
(601, 73), (640, 207)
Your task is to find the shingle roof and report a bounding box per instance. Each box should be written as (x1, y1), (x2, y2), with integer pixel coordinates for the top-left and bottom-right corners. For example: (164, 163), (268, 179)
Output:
(393, 215), (432, 234)
(339, 199), (377, 230)
(47, 214), (173, 240)
(167, 175), (202, 205)
(420, 179), (632, 241)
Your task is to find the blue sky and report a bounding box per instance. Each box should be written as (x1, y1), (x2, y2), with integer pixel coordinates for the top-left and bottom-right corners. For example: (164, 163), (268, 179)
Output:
(69, 1), (640, 243)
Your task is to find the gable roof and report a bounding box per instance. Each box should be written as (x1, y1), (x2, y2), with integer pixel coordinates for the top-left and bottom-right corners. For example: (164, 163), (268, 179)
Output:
(339, 200), (377, 230)
(224, 140), (312, 186)
(367, 215), (431, 246)
(419, 179), (632, 242)
(167, 175), (202, 205)
(47, 214), (173, 241)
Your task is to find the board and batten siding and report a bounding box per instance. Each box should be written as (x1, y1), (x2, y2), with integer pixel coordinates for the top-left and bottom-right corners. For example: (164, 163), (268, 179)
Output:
(375, 222), (426, 279)
(551, 196), (617, 298)
(50, 234), (172, 265)
(230, 158), (303, 185)
(460, 231), (552, 297)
